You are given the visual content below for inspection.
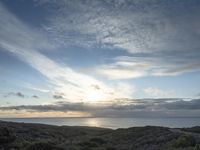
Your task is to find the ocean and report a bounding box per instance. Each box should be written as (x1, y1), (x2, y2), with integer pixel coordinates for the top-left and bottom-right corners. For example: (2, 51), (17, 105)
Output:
(0, 117), (199, 129)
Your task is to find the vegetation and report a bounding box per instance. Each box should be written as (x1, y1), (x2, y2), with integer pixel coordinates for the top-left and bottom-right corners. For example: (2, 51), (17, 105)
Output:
(0, 121), (199, 150)
(181, 126), (200, 134)
(171, 134), (196, 148)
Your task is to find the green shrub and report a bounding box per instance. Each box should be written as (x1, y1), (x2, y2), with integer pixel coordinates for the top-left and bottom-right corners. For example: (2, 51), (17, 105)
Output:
(24, 142), (63, 150)
(106, 147), (116, 150)
(194, 144), (200, 150)
(182, 127), (200, 134)
(172, 134), (196, 148)
(78, 141), (98, 147)
(0, 127), (16, 144)
(90, 137), (107, 144)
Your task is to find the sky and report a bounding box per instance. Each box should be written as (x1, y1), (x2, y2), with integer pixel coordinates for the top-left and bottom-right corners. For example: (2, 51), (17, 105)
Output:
(0, 0), (200, 118)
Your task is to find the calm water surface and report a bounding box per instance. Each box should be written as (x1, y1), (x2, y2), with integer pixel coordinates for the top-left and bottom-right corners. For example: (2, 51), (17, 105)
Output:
(1, 117), (199, 129)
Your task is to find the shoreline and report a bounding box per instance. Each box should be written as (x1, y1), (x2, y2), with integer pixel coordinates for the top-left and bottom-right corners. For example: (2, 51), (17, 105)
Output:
(0, 117), (199, 129)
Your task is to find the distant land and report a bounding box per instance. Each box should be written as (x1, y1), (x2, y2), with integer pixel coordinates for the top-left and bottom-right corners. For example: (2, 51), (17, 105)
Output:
(0, 120), (200, 150)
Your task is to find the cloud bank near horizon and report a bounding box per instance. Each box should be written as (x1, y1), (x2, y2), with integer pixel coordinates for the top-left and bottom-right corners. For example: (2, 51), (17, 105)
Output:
(0, 98), (199, 117)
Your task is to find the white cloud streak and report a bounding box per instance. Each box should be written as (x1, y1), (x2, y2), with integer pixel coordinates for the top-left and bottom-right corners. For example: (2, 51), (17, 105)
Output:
(95, 54), (200, 79)
(144, 87), (175, 98)
(0, 2), (134, 102)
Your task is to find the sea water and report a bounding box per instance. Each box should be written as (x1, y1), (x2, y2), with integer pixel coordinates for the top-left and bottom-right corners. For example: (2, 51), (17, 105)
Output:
(1, 117), (199, 129)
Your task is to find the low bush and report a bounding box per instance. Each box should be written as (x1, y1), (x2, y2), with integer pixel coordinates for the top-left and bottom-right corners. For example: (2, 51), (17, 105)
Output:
(172, 134), (196, 148)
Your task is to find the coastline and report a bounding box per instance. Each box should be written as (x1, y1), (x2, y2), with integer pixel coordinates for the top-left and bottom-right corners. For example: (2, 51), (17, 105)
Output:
(0, 117), (199, 129)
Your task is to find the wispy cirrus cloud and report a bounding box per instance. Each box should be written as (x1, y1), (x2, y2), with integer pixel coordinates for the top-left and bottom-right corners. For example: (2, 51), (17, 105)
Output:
(144, 87), (175, 98)
(0, 1), (134, 102)
(95, 53), (200, 79)
(95, 59), (149, 79)
(36, 0), (200, 79)
(25, 84), (50, 93)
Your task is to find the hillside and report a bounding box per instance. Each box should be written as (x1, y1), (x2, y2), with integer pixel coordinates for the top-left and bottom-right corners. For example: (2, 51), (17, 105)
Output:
(0, 120), (200, 150)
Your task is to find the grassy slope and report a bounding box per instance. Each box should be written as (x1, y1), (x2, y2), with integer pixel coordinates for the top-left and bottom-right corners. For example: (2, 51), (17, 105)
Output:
(0, 120), (200, 150)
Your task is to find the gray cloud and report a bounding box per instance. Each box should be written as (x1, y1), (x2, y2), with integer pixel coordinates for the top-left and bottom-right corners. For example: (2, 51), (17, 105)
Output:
(0, 98), (199, 117)
(53, 95), (64, 99)
(91, 84), (100, 90)
(32, 95), (39, 99)
(4, 92), (25, 98)
(197, 93), (200, 97)
(3, 92), (40, 99)
(53, 93), (65, 99)
(162, 99), (200, 110)
(16, 92), (25, 98)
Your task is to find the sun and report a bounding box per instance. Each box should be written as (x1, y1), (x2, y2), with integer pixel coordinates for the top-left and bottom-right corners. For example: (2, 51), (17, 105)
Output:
(86, 90), (106, 102)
